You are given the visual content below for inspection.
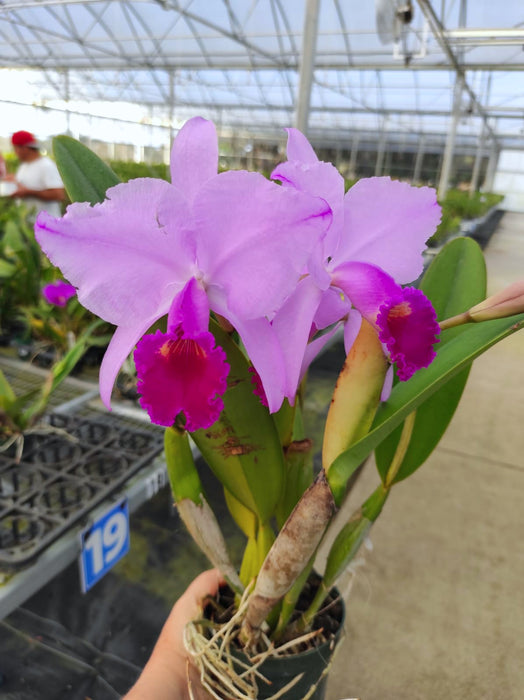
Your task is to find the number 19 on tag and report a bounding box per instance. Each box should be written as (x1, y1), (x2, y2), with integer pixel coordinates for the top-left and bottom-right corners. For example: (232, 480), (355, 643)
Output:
(79, 499), (130, 592)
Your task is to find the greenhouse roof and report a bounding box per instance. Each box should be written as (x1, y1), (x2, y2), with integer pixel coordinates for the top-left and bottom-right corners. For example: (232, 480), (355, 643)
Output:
(1, 0), (524, 150)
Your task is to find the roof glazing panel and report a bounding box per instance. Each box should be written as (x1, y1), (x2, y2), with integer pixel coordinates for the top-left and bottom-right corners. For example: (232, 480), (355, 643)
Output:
(0, 0), (523, 150)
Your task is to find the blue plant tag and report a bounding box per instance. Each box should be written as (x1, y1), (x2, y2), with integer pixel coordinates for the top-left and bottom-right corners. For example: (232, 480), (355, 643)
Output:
(79, 498), (130, 592)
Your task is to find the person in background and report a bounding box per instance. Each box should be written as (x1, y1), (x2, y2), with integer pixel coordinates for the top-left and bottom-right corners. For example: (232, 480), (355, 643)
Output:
(7, 130), (65, 217)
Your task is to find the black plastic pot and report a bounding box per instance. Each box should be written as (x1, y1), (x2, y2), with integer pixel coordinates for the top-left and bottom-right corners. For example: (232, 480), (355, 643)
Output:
(208, 576), (345, 699)
(250, 621), (344, 699)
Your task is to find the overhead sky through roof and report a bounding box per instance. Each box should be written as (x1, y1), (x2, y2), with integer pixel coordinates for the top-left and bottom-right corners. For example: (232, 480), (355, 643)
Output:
(0, 0), (523, 152)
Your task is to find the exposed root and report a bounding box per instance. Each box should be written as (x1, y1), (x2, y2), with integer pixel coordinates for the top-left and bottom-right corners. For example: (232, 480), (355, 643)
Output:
(184, 584), (334, 699)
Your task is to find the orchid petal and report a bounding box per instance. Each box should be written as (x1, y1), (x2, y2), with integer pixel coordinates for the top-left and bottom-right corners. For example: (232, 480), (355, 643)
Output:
(35, 178), (189, 326)
(338, 177), (441, 284)
(307, 247), (332, 291)
(99, 319), (159, 409)
(314, 287), (351, 331)
(170, 117), (218, 203)
(194, 170), (331, 320)
(271, 160), (343, 217)
(343, 309), (363, 355)
(381, 365), (394, 401)
(271, 277), (324, 400)
(167, 277), (209, 336)
(331, 261), (400, 323)
(230, 315), (287, 413)
(283, 128), (319, 163)
(299, 323), (341, 384)
(271, 133), (345, 262)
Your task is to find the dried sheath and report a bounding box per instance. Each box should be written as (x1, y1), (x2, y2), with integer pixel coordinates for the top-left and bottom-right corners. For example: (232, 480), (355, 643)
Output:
(241, 470), (336, 642)
(177, 496), (243, 594)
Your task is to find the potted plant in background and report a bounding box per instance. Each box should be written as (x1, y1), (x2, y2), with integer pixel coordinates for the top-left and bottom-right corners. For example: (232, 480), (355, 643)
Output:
(0, 315), (107, 460)
(34, 118), (524, 699)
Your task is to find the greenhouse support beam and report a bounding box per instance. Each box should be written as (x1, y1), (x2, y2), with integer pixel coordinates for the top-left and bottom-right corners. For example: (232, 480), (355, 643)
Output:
(295, 0), (320, 134)
(63, 68), (71, 135)
(413, 137), (425, 183)
(469, 124), (486, 196)
(348, 133), (360, 178)
(416, 0), (497, 145)
(482, 143), (500, 193)
(470, 74), (492, 196)
(375, 124), (388, 177)
(438, 77), (462, 200)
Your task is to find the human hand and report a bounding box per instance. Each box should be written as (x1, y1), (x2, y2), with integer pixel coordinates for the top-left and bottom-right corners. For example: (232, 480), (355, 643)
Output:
(123, 569), (223, 700)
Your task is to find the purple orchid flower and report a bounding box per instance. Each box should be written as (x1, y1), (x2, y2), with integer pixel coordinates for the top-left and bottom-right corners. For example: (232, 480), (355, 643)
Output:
(42, 280), (76, 307)
(270, 128), (442, 398)
(35, 117), (331, 428)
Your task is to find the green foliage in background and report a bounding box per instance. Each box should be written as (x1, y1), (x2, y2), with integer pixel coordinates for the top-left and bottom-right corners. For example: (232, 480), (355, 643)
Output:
(0, 202), (55, 339)
(428, 189), (504, 246)
(109, 160), (169, 182)
(0, 196), (112, 350)
(3, 153), (19, 175)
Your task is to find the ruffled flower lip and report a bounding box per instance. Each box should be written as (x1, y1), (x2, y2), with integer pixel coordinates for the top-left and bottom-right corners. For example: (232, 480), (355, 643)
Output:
(134, 327), (229, 430)
(376, 287), (440, 381)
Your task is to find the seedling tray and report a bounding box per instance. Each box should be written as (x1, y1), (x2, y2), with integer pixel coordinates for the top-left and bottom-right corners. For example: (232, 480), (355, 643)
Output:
(0, 413), (164, 569)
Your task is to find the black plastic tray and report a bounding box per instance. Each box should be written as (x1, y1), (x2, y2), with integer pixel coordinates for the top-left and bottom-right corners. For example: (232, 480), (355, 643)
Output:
(0, 413), (164, 569)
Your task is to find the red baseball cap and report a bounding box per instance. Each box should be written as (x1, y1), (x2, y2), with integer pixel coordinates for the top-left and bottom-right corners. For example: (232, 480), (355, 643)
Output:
(11, 130), (40, 148)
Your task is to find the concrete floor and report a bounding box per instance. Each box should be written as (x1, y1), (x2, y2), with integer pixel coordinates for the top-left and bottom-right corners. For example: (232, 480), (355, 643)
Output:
(325, 212), (524, 700)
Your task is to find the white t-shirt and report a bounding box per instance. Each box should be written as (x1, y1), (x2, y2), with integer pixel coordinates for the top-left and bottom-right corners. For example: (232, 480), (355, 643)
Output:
(16, 156), (64, 218)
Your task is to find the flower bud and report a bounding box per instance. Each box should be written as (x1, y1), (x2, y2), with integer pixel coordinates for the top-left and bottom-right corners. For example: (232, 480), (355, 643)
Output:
(467, 280), (524, 322)
(440, 280), (524, 331)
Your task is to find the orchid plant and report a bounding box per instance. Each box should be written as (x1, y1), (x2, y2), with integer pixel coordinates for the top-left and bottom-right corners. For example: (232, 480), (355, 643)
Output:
(34, 118), (524, 696)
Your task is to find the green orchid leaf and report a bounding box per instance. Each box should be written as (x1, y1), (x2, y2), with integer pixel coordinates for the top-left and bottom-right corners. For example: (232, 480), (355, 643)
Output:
(239, 536), (259, 588)
(53, 135), (120, 205)
(323, 515), (372, 591)
(224, 488), (258, 540)
(275, 438), (314, 528)
(272, 398), (296, 448)
(21, 319), (106, 425)
(328, 311), (524, 505)
(375, 237), (487, 484)
(0, 369), (16, 407)
(191, 321), (285, 524)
